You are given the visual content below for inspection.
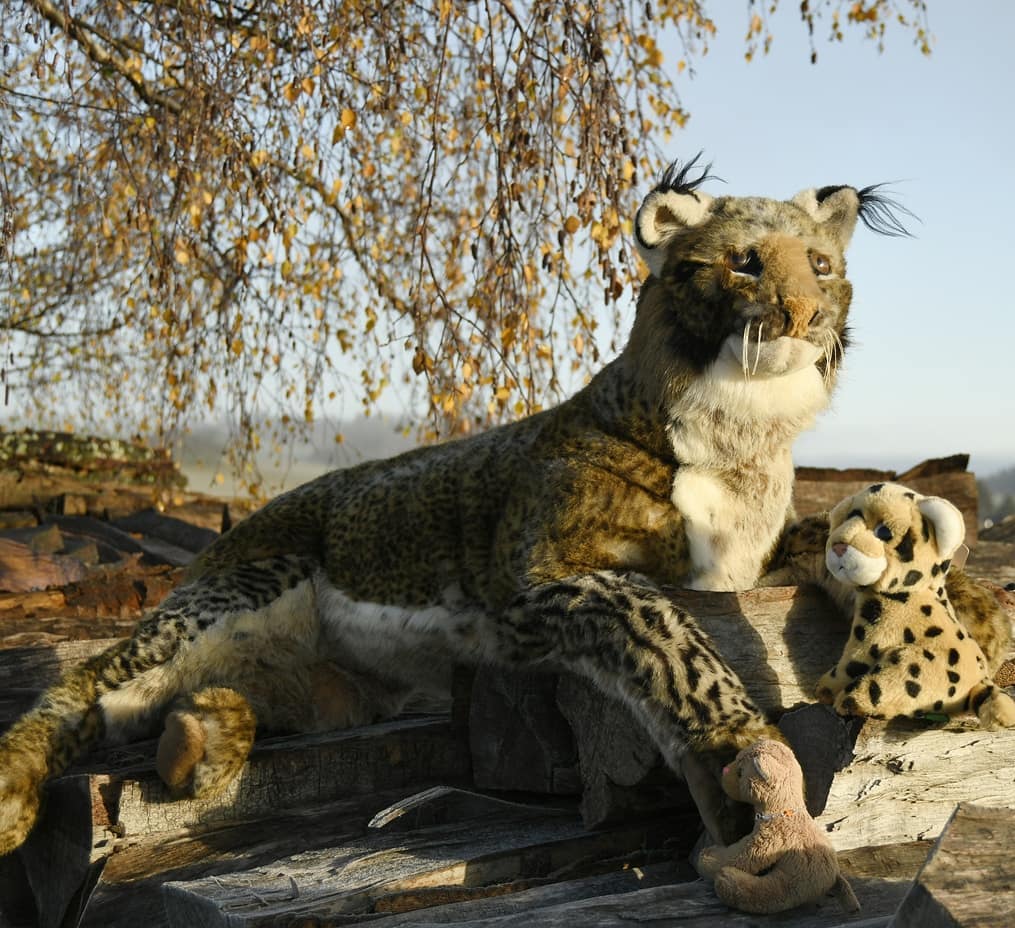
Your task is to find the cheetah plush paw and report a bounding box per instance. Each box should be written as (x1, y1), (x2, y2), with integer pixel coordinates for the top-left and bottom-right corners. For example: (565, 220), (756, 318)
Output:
(814, 670), (841, 706)
(156, 687), (256, 798)
(975, 687), (1015, 730)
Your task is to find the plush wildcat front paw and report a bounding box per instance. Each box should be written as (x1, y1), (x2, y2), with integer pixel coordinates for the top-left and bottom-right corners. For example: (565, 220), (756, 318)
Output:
(156, 687), (256, 798)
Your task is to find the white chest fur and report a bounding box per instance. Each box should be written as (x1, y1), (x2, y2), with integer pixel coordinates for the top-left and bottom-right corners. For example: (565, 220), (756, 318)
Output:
(671, 457), (793, 591)
(668, 356), (828, 592)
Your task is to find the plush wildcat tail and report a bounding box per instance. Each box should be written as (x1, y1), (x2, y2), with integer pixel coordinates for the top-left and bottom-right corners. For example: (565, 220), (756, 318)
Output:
(0, 604), (192, 854)
(969, 681), (1015, 730)
(0, 639), (141, 854)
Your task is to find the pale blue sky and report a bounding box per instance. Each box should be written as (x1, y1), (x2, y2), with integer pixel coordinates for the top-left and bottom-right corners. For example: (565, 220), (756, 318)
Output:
(646, 2), (1013, 476)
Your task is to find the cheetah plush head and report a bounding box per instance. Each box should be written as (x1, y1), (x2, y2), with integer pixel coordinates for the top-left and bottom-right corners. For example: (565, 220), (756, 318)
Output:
(631, 155), (910, 383)
(825, 483), (965, 593)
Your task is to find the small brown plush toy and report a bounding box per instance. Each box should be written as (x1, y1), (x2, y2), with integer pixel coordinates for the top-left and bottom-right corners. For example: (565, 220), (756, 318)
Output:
(695, 739), (859, 915)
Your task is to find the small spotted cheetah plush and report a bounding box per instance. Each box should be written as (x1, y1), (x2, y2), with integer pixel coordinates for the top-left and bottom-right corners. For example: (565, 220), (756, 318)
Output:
(696, 739), (859, 915)
(818, 483), (1015, 728)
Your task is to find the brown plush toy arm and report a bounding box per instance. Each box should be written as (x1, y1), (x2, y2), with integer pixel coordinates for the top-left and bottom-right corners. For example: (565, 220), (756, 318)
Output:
(696, 832), (763, 880)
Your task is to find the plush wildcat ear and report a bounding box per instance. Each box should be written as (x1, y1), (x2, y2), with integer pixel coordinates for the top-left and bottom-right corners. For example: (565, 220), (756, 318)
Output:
(635, 157), (715, 277)
(792, 184), (912, 251)
(917, 496), (966, 559)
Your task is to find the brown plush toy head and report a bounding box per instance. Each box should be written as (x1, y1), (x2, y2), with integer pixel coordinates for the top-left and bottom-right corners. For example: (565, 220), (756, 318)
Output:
(721, 739), (807, 814)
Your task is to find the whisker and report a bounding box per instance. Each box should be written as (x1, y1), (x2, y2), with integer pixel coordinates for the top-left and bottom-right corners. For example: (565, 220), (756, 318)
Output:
(822, 329), (843, 387)
(752, 321), (764, 376)
(742, 322), (750, 379)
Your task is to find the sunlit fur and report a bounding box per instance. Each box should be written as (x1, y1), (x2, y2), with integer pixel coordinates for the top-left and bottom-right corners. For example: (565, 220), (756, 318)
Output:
(0, 161), (911, 854)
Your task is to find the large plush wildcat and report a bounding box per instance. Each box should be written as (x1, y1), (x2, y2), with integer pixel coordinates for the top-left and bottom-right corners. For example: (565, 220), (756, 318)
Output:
(0, 158), (907, 854)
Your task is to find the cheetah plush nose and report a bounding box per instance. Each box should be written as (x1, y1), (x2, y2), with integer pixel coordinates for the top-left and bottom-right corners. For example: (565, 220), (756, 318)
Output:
(831, 543), (848, 558)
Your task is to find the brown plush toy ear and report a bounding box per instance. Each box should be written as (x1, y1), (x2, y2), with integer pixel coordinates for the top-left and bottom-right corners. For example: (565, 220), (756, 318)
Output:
(748, 752), (774, 783)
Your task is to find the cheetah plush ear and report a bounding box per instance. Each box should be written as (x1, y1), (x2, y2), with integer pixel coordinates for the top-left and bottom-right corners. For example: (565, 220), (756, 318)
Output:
(917, 496), (965, 559)
(828, 495), (855, 530)
(635, 158), (715, 277)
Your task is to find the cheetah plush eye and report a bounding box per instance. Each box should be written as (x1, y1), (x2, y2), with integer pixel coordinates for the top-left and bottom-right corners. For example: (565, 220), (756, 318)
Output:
(874, 523), (893, 542)
(725, 249), (763, 277)
(810, 253), (832, 276)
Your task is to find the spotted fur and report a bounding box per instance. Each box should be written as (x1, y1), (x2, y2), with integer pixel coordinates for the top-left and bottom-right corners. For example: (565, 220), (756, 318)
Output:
(817, 483), (1015, 728)
(0, 160), (905, 853)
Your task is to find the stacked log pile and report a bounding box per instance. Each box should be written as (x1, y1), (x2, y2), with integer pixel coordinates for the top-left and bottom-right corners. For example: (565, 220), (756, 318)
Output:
(0, 439), (1012, 928)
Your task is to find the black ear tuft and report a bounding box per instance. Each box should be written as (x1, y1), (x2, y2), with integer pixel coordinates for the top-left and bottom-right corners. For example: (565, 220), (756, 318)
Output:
(655, 153), (720, 197)
(815, 184), (848, 203)
(855, 184), (917, 237)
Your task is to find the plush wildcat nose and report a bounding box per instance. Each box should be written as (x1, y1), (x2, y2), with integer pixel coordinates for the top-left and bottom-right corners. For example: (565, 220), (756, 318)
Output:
(831, 543), (848, 558)
(781, 295), (822, 338)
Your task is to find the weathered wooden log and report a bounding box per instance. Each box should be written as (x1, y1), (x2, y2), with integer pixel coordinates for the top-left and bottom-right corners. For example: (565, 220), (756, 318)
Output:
(817, 721), (1015, 851)
(0, 523), (64, 554)
(0, 717), (472, 928)
(556, 674), (697, 828)
(893, 803), (1015, 928)
(44, 514), (199, 567)
(159, 815), (926, 928)
(468, 669), (580, 796)
(158, 800), (696, 928)
(0, 510), (37, 530)
(0, 538), (88, 593)
(112, 508), (219, 554)
(0, 565), (179, 653)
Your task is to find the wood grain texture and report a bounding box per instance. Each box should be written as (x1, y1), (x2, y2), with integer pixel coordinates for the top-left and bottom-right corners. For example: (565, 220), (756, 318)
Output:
(817, 723), (1015, 851)
(893, 803), (1015, 928)
(160, 810), (695, 928)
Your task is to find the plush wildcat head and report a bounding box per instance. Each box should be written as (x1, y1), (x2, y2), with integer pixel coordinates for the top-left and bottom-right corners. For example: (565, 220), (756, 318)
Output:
(825, 482), (965, 591)
(631, 155), (909, 384)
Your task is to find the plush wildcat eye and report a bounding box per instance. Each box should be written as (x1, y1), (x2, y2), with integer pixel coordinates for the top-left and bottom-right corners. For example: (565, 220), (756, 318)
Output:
(874, 523), (893, 542)
(811, 253), (831, 276)
(726, 249), (763, 276)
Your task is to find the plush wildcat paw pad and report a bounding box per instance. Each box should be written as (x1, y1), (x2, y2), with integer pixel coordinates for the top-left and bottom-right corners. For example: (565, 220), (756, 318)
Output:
(156, 687), (256, 798)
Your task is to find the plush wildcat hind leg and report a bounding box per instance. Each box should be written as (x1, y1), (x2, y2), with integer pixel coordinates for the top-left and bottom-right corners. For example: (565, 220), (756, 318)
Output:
(0, 555), (327, 853)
